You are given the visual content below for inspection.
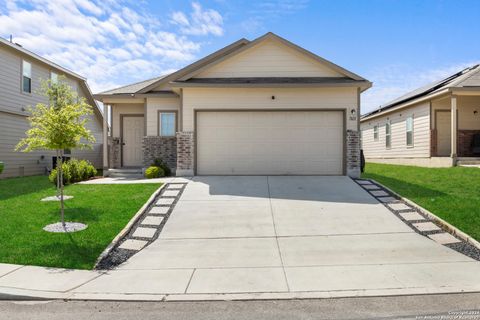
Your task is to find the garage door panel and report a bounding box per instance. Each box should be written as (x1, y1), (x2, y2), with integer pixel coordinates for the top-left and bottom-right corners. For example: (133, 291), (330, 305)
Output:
(197, 111), (344, 175)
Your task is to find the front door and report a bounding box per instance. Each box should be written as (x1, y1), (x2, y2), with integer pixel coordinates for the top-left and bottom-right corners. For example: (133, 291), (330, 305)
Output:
(122, 115), (144, 167)
(436, 111), (451, 156)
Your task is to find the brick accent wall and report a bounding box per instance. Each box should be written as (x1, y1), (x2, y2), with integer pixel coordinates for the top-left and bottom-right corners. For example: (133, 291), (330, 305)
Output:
(142, 136), (177, 169)
(346, 130), (360, 178)
(458, 130), (480, 156)
(430, 129), (437, 156)
(176, 131), (195, 176)
(107, 137), (121, 168)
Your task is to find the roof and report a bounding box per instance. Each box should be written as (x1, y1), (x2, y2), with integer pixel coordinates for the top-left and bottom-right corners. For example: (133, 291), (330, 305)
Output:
(97, 75), (169, 95)
(362, 64), (480, 120)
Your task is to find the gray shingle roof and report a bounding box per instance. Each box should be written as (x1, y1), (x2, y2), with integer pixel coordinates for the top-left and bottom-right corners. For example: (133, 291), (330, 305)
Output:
(175, 77), (363, 84)
(97, 75), (170, 95)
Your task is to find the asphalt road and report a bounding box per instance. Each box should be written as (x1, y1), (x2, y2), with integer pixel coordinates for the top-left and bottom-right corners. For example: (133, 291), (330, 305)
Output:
(0, 293), (479, 320)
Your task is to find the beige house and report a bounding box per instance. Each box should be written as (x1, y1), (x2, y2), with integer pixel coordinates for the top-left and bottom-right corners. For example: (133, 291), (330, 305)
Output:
(95, 32), (371, 178)
(0, 37), (105, 179)
(361, 65), (480, 167)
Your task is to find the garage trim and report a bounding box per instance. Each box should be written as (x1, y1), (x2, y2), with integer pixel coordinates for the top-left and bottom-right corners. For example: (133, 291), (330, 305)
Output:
(193, 108), (347, 175)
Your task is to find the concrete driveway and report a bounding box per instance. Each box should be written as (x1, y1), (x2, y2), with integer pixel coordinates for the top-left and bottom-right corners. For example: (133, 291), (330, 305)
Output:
(72, 176), (480, 299)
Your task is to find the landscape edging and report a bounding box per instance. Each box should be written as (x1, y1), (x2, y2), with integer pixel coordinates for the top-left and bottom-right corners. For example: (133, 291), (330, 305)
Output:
(369, 178), (480, 251)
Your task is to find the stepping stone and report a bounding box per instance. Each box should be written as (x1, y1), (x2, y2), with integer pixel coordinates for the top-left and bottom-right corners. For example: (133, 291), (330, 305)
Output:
(387, 203), (411, 211)
(150, 206), (169, 214)
(156, 198), (175, 205)
(167, 184), (184, 190)
(356, 180), (372, 185)
(399, 211), (426, 221)
(363, 185), (380, 190)
(428, 233), (461, 245)
(377, 196), (397, 203)
(41, 195), (73, 202)
(132, 227), (157, 239)
(119, 239), (147, 251)
(141, 216), (164, 226)
(163, 190), (180, 197)
(370, 190), (389, 197)
(412, 222), (441, 232)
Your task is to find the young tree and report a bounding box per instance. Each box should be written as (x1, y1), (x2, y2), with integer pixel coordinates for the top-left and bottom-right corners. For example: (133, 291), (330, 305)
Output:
(16, 78), (95, 227)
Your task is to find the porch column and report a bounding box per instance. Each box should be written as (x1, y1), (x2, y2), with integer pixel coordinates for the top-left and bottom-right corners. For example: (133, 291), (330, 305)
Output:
(451, 95), (457, 158)
(103, 103), (109, 170)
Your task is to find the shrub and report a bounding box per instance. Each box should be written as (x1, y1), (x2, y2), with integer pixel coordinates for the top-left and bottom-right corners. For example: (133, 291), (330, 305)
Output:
(152, 158), (171, 176)
(49, 158), (97, 185)
(0, 161), (4, 174)
(145, 166), (165, 179)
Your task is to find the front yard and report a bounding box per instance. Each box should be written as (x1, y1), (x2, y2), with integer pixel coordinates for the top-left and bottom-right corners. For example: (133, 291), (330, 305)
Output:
(0, 176), (160, 270)
(362, 163), (480, 242)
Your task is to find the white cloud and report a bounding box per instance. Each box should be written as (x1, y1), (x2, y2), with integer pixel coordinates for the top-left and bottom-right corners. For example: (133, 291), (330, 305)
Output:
(361, 62), (480, 115)
(171, 2), (223, 36)
(0, 0), (223, 93)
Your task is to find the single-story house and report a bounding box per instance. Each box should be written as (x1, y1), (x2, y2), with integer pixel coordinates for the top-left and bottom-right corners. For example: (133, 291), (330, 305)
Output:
(361, 64), (480, 167)
(0, 36), (105, 179)
(95, 32), (371, 177)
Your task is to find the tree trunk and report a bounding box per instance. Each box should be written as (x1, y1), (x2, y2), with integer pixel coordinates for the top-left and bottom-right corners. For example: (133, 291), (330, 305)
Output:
(58, 150), (65, 227)
(56, 150), (60, 197)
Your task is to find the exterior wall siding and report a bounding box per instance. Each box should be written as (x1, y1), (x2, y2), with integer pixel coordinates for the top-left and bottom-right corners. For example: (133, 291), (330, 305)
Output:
(145, 97), (180, 136)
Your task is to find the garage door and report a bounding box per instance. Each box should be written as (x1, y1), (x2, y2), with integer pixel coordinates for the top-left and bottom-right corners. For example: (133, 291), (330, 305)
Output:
(196, 111), (344, 175)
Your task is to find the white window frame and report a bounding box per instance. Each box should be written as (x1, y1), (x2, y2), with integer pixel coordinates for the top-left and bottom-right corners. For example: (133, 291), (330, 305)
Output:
(158, 111), (177, 137)
(385, 120), (391, 149)
(22, 60), (32, 94)
(406, 116), (414, 147)
(373, 125), (379, 141)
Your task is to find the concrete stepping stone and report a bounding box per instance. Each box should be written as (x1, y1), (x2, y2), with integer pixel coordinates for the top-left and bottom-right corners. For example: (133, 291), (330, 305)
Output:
(377, 196), (397, 203)
(387, 203), (411, 211)
(156, 198), (175, 205)
(363, 185), (380, 190)
(150, 206), (169, 214)
(356, 180), (372, 185)
(399, 211), (426, 221)
(132, 227), (157, 239)
(428, 233), (461, 245)
(119, 239), (148, 251)
(167, 184), (184, 190)
(412, 222), (441, 232)
(370, 190), (389, 197)
(41, 195), (73, 201)
(141, 216), (164, 226)
(163, 190), (180, 197)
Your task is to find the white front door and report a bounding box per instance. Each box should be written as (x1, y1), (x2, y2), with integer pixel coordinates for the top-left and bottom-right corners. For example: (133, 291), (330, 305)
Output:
(436, 111), (451, 156)
(122, 116), (144, 167)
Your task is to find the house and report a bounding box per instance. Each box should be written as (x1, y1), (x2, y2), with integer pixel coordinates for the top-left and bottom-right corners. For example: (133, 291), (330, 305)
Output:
(95, 32), (371, 177)
(0, 37), (105, 179)
(361, 65), (480, 167)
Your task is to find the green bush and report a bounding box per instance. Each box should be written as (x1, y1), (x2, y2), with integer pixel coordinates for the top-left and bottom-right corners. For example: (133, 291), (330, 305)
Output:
(49, 158), (97, 185)
(152, 158), (171, 176)
(0, 161), (4, 174)
(145, 166), (165, 179)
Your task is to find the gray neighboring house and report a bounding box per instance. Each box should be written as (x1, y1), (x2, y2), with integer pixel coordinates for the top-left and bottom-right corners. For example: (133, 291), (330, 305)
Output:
(0, 37), (105, 179)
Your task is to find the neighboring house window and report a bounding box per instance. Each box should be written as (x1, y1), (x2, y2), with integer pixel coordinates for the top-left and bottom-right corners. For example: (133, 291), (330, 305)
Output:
(373, 125), (379, 141)
(406, 116), (414, 147)
(159, 112), (176, 136)
(22, 60), (32, 93)
(51, 72), (58, 84)
(385, 121), (391, 148)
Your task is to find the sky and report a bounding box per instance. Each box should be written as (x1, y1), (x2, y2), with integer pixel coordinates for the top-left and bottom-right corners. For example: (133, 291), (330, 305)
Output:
(1, 0), (479, 114)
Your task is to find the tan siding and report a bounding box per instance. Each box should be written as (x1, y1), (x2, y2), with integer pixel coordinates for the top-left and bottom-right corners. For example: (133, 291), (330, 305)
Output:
(182, 87), (358, 132)
(458, 96), (480, 130)
(111, 103), (144, 137)
(361, 101), (431, 158)
(145, 97), (180, 136)
(195, 39), (344, 78)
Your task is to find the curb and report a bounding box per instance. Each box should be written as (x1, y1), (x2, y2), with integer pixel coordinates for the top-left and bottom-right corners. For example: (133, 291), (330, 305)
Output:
(93, 183), (167, 268)
(368, 178), (480, 251)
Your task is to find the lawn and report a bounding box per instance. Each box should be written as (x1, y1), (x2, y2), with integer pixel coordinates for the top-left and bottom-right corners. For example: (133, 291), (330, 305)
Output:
(362, 163), (480, 241)
(0, 176), (161, 269)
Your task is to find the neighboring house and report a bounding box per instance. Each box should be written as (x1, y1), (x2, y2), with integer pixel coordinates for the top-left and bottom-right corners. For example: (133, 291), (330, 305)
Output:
(95, 32), (371, 178)
(361, 65), (480, 167)
(0, 37), (105, 179)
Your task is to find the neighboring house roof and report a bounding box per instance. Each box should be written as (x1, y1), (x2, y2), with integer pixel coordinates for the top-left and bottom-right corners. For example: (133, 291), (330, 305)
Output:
(95, 32), (371, 100)
(362, 64), (480, 120)
(0, 36), (103, 120)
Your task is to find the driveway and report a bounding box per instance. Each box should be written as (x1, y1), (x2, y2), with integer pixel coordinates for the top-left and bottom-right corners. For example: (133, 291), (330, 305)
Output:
(69, 176), (480, 298)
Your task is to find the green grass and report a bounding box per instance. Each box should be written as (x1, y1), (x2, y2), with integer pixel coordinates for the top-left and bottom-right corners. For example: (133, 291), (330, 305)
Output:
(0, 176), (160, 269)
(362, 163), (480, 241)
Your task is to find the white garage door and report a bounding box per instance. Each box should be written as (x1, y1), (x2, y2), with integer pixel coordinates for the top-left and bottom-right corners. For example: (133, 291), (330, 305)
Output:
(196, 111), (344, 175)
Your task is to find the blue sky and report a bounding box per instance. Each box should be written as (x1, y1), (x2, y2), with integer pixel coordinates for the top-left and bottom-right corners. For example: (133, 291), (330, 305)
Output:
(1, 0), (479, 113)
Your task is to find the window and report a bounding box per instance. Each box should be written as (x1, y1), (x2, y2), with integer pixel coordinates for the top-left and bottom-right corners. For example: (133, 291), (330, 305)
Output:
(22, 60), (31, 93)
(159, 112), (176, 136)
(51, 72), (58, 84)
(406, 116), (414, 147)
(373, 125), (379, 141)
(385, 121), (391, 148)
